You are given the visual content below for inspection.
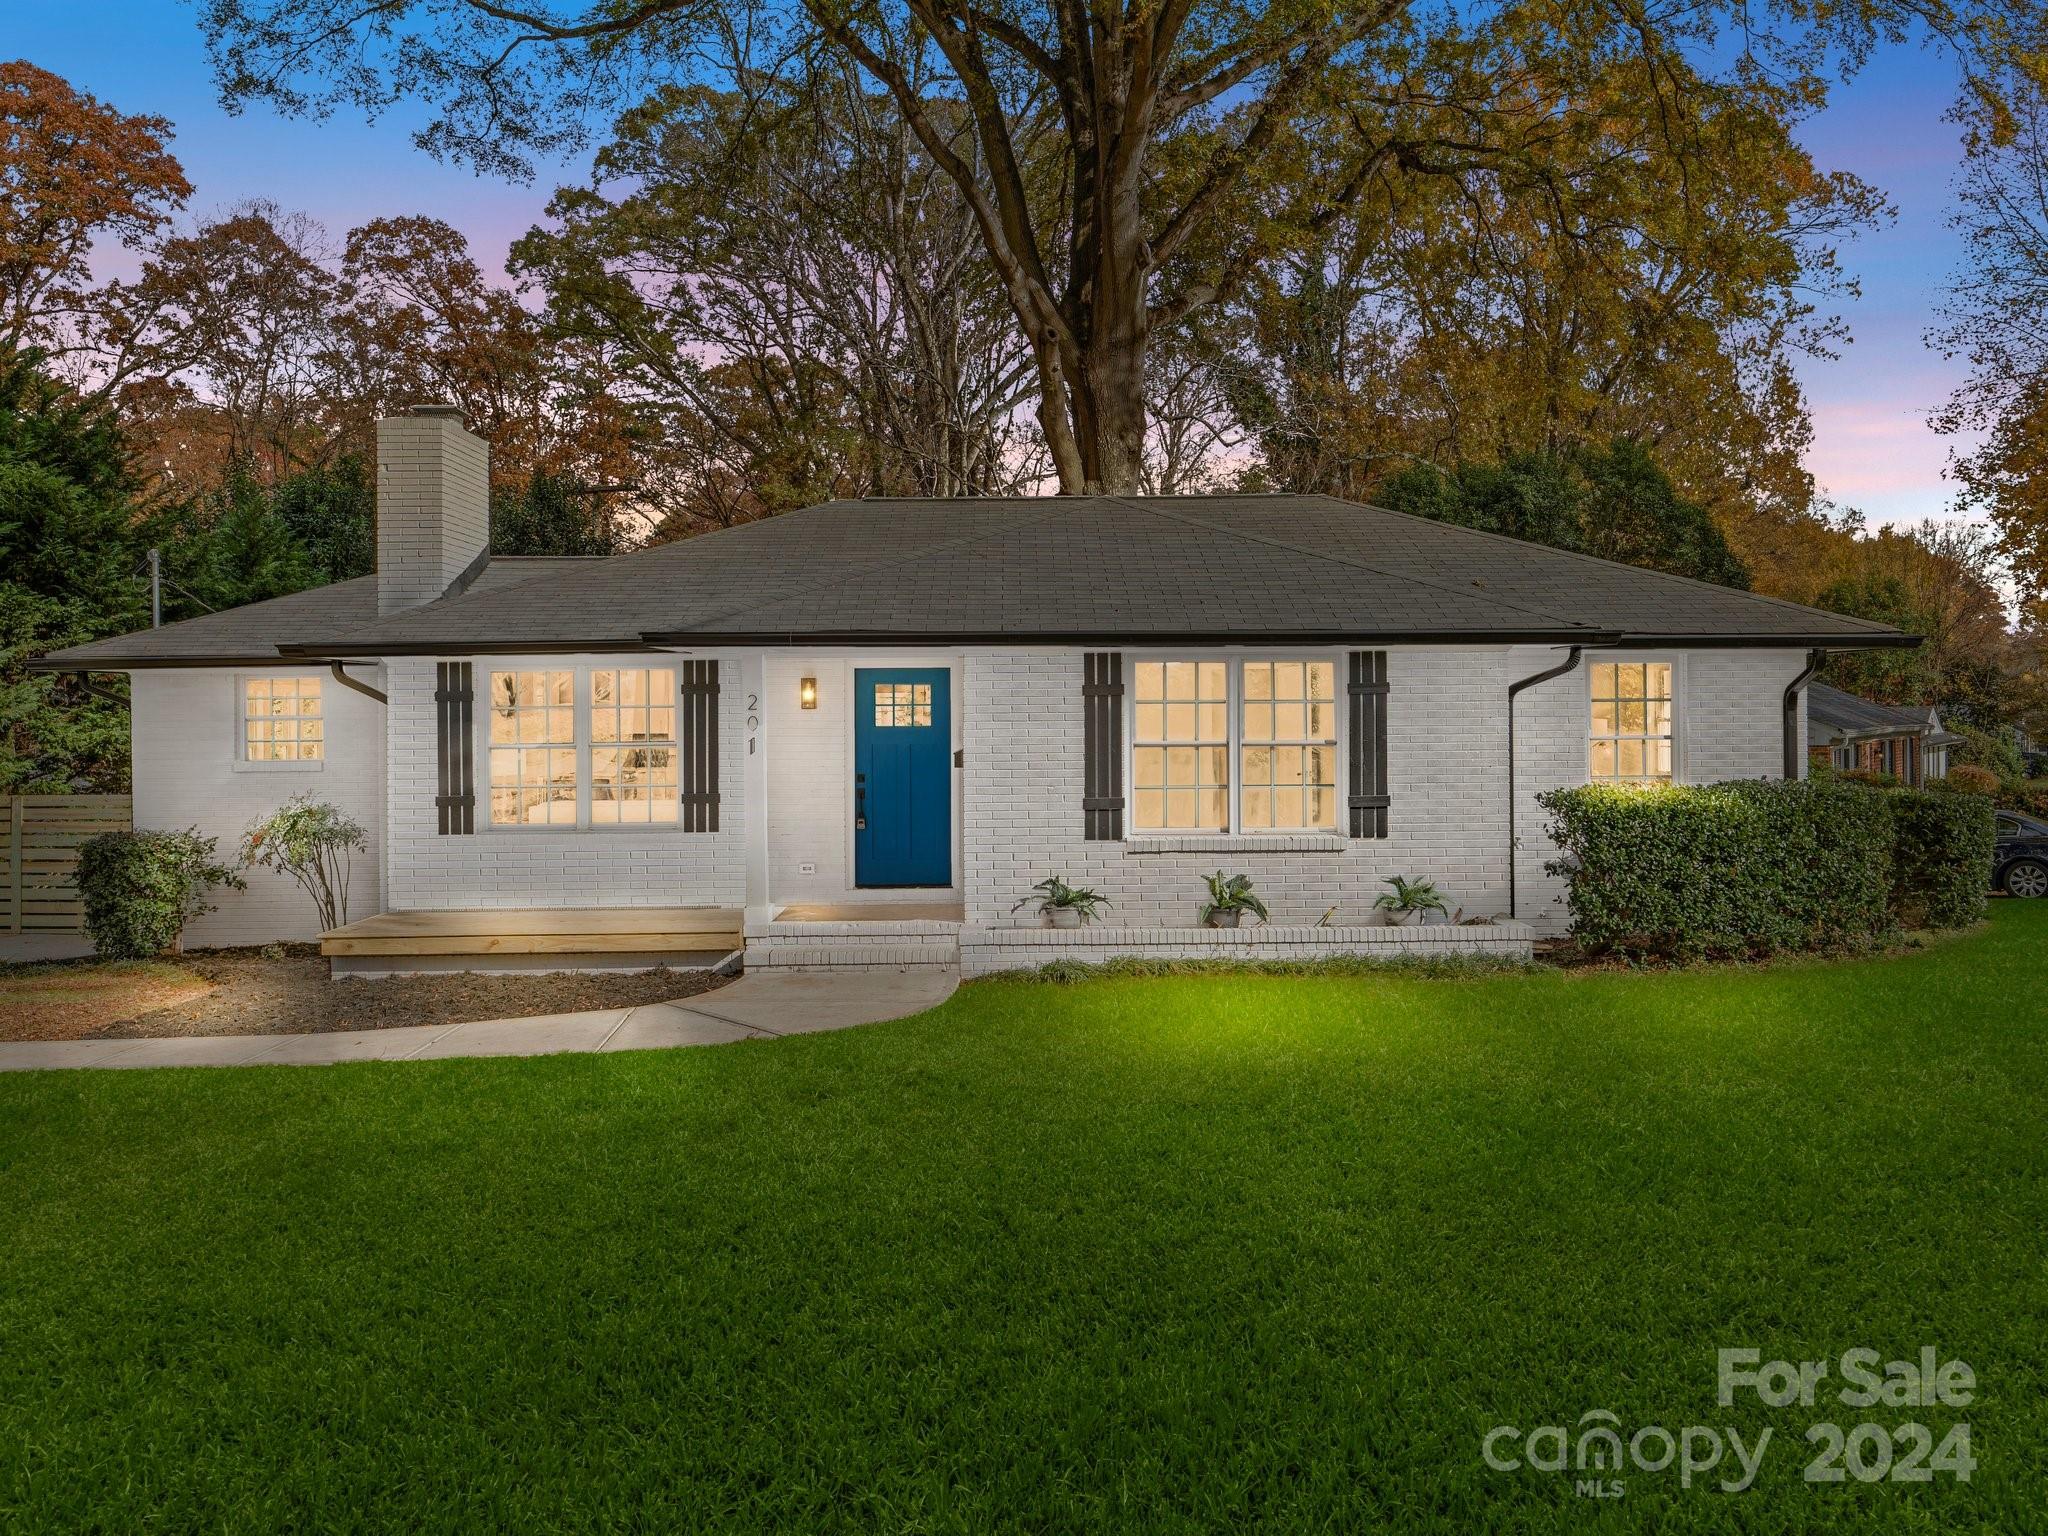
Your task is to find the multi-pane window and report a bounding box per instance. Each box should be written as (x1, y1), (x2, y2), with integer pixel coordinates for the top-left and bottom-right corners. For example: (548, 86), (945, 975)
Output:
(243, 677), (323, 762)
(489, 670), (577, 825)
(1240, 660), (1339, 830)
(1132, 661), (1230, 831)
(874, 681), (933, 727)
(1589, 662), (1675, 783)
(590, 668), (677, 824)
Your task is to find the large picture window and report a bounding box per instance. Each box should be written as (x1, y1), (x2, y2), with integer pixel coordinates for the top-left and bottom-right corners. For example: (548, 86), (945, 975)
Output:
(1589, 661), (1675, 783)
(487, 665), (685, 828)
(1130, 658), (1341, 835)
(241, 676), (323, 763)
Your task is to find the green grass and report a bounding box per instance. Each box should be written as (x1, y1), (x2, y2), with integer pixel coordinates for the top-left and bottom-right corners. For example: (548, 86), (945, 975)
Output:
(3, 909), (2045, 1533)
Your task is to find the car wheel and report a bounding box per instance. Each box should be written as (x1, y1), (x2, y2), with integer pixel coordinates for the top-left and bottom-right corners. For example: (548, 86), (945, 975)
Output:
(2005, 859), (2048, 899)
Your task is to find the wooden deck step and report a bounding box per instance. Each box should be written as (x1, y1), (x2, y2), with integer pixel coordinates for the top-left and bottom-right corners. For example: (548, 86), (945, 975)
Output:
(320, 907), (743, 958)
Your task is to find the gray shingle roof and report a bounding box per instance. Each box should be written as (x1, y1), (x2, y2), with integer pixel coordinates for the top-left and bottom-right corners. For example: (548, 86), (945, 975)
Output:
(34, 559), (598, 669)
(1806, 682), (1938, 741)
(43, 498), (1912, 666)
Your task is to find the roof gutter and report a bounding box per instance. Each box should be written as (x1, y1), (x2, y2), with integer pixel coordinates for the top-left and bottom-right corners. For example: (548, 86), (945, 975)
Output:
(278, 627), (1914, 658)
(1783, 648), (1827, 780)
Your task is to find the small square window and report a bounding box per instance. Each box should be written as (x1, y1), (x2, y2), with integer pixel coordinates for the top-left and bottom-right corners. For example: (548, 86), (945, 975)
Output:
(243, 676), (323, 762)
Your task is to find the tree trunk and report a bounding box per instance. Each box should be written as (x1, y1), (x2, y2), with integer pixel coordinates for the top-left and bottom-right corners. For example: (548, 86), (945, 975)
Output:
(1063, 162), (1151, 495)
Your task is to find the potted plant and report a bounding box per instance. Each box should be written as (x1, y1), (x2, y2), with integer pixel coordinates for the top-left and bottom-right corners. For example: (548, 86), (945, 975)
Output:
(1013, 874), (1110, 929)
(1198, 871), (1270, 928)
(1374, 874), (1450, 926)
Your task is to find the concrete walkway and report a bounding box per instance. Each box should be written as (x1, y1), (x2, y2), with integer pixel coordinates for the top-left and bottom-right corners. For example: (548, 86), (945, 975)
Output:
(0, 967), (959, 1072)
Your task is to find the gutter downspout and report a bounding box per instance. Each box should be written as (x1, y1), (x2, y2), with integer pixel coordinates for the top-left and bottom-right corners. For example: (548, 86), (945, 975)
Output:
(1507, 646), (1586, 921)
(328, 661), (388, 706)
(65, 672), (129, 710)
(1782, 648), (1826, 781)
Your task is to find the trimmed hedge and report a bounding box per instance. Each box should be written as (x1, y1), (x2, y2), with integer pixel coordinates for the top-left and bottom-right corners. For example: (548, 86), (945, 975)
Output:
(1891, 789), (1994, 929)
(1539, 779), (1994, 961)
(77, 828), (242, 960)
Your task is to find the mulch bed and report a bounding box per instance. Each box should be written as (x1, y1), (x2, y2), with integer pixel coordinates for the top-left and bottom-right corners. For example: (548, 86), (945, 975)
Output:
(5, 946), (731, 1043)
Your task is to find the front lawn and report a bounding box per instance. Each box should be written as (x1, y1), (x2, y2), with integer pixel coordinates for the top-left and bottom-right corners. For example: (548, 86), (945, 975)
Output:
(3, 908), (2044, 1532)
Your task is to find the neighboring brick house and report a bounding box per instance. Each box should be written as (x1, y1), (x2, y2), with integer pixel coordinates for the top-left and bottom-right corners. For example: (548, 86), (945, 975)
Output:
(1805, 681), (1962, 786)
(39, 408), (1913, 971)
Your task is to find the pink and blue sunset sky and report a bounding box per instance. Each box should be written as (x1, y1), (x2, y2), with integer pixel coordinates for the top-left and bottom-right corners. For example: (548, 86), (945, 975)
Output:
(17, 5), (1983, 529)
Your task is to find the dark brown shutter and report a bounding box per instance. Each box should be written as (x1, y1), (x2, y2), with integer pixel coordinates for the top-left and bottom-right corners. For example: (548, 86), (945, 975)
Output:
(435, 661), (476, 835)
(1083, 652), (1125, 840)
(680, 660), (720, 832)
(1347, 650), (1389, 839)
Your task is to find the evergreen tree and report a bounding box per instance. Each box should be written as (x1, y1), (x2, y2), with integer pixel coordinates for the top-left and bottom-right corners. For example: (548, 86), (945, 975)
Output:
(273, 454), (375, 583)
(1376, 440), (1750, 589)
(0, 347), (142, 790)
(490, 472), (627, 557)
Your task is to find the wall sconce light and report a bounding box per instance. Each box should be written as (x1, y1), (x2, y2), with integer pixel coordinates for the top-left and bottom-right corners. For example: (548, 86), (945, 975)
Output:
(799, 676), (818, 710)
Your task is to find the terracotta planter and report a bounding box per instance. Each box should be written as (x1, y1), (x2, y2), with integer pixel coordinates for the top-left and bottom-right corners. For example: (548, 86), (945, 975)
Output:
(1206, 909), (1243, 928)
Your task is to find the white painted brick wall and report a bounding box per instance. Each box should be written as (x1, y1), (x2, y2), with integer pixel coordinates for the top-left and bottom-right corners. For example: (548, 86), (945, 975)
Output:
(130, 667), (385, 945)
(963, 648), (1515, 931)
(1508, 647), (1811, 933)
(966, 647), (1807, 939)
(382, 656), (747, 910)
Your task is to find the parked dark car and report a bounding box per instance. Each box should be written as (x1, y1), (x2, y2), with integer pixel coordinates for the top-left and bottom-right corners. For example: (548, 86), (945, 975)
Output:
(1994, 811), (2048, 898)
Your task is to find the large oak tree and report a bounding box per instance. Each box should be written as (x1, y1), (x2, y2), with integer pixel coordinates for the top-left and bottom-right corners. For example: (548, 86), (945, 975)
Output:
(198, 0), (2035, 495)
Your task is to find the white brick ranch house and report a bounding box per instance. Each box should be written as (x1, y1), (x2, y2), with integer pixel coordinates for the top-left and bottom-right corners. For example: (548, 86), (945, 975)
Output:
(40, 407), (1911, 974)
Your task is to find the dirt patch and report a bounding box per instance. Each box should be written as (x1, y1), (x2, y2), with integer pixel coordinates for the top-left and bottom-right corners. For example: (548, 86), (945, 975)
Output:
(1, 963), (218, 1042)
(1, 946), (731, 1043)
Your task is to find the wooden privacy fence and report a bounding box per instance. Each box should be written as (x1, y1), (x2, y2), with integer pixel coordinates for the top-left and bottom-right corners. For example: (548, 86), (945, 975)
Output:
(2, 796), (132, 934)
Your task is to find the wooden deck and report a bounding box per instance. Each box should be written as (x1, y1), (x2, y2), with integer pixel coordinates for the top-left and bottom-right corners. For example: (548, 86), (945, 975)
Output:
(320, 907), (744, 958)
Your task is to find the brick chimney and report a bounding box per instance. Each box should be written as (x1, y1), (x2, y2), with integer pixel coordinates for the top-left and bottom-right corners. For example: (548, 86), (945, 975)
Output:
(376, 404), (490, 615)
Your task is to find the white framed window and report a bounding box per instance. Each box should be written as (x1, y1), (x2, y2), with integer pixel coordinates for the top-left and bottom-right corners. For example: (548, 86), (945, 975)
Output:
(1589, 660), (1676, 783)
(240, 676), (323, 764)
(1239, 660), (1339, 831)
(1132, 660), (1230, 832)
(488, 669), (578, 825)
(590, 667), (678, 824)
(486, 664), (684, 829)
(1128, 656), (1342, 836)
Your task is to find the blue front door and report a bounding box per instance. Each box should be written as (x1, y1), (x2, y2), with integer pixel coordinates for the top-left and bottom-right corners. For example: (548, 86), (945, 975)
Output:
(854, 668), (951, 887)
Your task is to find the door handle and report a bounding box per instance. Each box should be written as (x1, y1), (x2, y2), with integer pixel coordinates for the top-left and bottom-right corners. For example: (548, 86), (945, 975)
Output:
(855, 776), (867, 831)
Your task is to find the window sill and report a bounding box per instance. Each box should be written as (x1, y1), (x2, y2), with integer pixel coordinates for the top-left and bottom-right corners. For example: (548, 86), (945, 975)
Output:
(231, 759), (324, 773)
(1124, 833), (1348, 854)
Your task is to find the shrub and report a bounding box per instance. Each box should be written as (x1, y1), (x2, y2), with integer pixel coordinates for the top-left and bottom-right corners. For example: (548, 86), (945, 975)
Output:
(1540, 780), (1996, 960)
(241, 796), (368, 931)
(1952, 723), (2026, 782)
(76, 828), (243, 960)
(1889, 790), (1994, 930)
(2001, 780), (2048, 821)
(1942, 763), (2000, 796)
(1539, 780), (1894, 961)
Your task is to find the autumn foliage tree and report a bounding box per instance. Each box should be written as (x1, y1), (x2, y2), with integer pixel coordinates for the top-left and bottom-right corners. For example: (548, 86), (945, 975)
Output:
(1932, 60), (2048, 602)
(197, 0), (2037, 496)
(0, 60), (191, 368)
